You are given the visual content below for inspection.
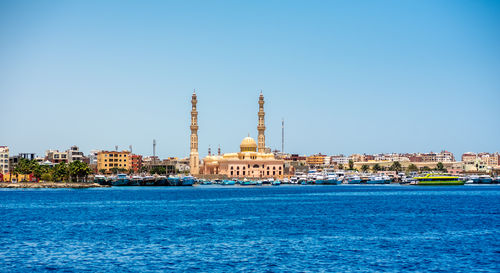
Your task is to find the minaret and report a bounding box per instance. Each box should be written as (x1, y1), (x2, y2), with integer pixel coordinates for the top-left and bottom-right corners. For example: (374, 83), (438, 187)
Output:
(189, 90), (199, 175)
(257, 91), (266, 153)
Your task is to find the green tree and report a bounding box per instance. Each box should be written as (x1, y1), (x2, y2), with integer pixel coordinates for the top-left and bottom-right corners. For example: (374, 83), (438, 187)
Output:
(99, 169), (107, 174)
(33, 164), (50, 181)
(348, 160), (354, 170)
(41, 173), (53, 181)
(14, 158), (37, 181)
(140, 166), (149, 173)
(389, 161), (402, 172)
(372, 163), (381, 172)
(338, 164), (344, 170)
(151, 166), (166, 175)
(421, 166), (431, 172)
(407, 164), (418, 173)
(361, 165), (370, 173)
(435, 162), (447, 172)
(69, 161), (92, 182)
(52, 162), (69, 182)
(14, 158), (35, 176)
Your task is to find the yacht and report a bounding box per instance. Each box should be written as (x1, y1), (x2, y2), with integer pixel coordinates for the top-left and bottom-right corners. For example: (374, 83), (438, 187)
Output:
(479, 175), (493, 184)
(142, 176), (155, 186)
(367, 175), (391, 184)
(413, 173), (463, 186)
(314, 174), (325, 185)
(325, 173), (341, 185)
(129, 176), (143, 186)
(111, 174), (130, 186)
(345, 175), (362, 184)
(155, 176), (168, 186)
(181, 176), (195, 186)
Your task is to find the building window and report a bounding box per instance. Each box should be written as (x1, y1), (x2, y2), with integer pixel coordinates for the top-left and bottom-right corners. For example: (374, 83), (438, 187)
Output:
(243, 171), (245, 175)
(237, 171), (239, 176)
(267, 171), (269, 175)
(273, 171), (275, 175)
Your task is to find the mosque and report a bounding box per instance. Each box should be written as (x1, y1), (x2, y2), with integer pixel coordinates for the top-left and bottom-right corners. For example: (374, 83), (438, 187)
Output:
(189, 92), (285, 179)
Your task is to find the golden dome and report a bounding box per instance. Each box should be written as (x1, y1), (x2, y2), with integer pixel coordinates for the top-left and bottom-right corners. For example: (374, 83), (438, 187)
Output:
(240, 136), (257, 152)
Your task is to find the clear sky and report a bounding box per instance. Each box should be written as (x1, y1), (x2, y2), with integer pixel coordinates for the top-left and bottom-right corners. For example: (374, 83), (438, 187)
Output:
(1, 0), (499, 159)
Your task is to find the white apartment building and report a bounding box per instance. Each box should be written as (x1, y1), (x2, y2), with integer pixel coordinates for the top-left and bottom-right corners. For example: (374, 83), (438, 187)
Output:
(0, 146), (9, 174)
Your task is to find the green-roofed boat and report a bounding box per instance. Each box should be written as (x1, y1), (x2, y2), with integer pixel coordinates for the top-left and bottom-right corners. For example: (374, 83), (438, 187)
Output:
(413, 173), (464, 186)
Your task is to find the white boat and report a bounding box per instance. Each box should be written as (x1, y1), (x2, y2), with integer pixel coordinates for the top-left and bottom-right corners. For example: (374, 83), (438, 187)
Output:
(367, 175), (390, 184)
(345, 175), (361, 184)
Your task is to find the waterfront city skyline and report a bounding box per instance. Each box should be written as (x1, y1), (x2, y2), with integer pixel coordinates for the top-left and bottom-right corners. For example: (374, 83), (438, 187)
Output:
(1, 1), (499, 159)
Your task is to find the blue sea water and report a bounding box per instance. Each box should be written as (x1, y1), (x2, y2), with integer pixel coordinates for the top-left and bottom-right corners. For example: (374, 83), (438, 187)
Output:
(0, 185), (499, 272)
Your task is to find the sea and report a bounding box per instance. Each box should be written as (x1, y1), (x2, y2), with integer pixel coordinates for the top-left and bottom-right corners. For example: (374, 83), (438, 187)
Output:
(0, 185), (499, 272)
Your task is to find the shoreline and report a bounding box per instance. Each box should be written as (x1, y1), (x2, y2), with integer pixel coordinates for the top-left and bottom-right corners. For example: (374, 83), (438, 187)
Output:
(0, 182), (110, 189)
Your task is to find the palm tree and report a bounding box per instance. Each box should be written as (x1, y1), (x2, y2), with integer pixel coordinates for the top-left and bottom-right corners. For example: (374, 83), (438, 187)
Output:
(390, 161), (402, 173)
(361, 165), (370, 173)
(372, 163), (381, 172)
(348, 160), (354, 170)
(407, 164), (418, 173)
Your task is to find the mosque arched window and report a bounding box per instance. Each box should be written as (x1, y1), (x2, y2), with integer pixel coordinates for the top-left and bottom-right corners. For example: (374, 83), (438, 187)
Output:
(253, 164), (259, 168)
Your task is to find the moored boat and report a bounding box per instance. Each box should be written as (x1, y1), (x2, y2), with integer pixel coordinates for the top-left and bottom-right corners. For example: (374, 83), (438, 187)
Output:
(129, 176), (143, 186)
(167, 176), (181, 186)
(141, 176), (155, 186)
(155, 176), (168, 186)
(413, 174), (464, 186)
(479, 175), (493, 184)
(181, 176), (195, 186)
(94, 175), (109, 185)
(345, 175), (361, 184)
(221, 179), (236, 185)
(325, 174), (341, 185)
(366, 175), (391, 184)
(112, 174), (130, 186)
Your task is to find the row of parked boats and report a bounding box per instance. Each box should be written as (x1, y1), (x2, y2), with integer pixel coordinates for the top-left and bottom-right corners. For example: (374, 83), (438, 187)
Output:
(94, 172), (500, 187)
(94, 174), (195, 186)
(289, 170), (500, 186)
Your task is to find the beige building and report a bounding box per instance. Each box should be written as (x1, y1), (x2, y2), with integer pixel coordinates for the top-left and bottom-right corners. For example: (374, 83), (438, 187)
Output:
(202, 137), (284, 179)
(200, 92), (284, 179)
(0, 146), (9, 174)
(97, 150), (131, 174)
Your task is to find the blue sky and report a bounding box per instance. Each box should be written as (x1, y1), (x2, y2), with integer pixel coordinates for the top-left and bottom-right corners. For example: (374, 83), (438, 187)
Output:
(1, 0), (499, 159)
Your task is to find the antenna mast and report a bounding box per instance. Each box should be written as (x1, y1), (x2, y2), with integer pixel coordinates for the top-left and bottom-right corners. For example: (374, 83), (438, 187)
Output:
(153, 139), (156, 165)
(282, 118), (284, 155)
